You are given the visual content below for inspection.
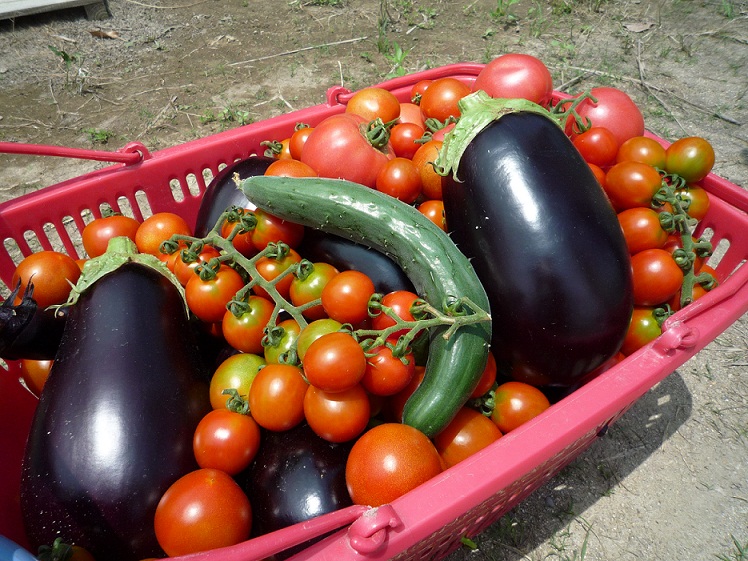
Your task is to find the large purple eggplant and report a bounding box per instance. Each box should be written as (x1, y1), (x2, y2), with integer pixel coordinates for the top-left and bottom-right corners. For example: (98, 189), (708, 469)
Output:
(439, 92), (633, 387)
(20, 241), (211, 561)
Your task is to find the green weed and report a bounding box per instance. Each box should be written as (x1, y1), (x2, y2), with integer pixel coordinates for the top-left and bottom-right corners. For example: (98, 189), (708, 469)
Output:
(48, 46), (87, 91)
(82, 128), (115, 144)
(382, 41), (410, 78)
(716, 535), (748, 561)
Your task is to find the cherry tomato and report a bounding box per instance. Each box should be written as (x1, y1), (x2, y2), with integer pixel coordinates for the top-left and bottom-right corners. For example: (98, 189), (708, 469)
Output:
(389, 122), (426, 160)
(572, 127), (619, 167)
(675, 184), (711, 221)
(419, 77), (470, 122)
(296, 318), (344, 361)
(173, 244), (221, 287)
(19, 358), (53, 397)
(398, 102), (426, 128)
(665, 136), (715, 183)
(82, 213), (141, 258)
(430, 121), (456, 142)
(288, 124), (314, 160)
(410, 79), (432, 104)
(616, 136), (667, 168)
(411, 139), (446, 201)
(154, 468), (252, 557)
(250, 208), (304, 251)
(264, 158), (318, 178)
(193, 409), (261, 475)
(617, 207), (669, 254)
(345, 87), (401, 122)
(302, 331), (367, 393)
(300, 113), (394, 189)
(603, 160), (663, 210)
(248, 363), (308, 431)
(490, 381), (551, 433)
(253, 247), (302, 300)
(433, 406), (503, 468)
(263, 318), (301, 364)
(472, 53), (554, 106)
(185, 264), (245, 324)
(209, 353), (266, 410)
(620, 307), (663, 356)
(321, 270), (376, 326)
(384, 365), (425, 423)
(631, 248), (684, 306)
(566, 87), (645, 146)
(289, 261), (339, 320)
(662, 233), (706, 273)
(135, 212), (192, 256)
(418, 199), (446, 231)
(345, 423), (442, 506)
(588, 162), (607, 186)
(303, 383), (371, 443)
(220, 215), (256, 258)
(470, 351), (497, 399)
(371, 290), (421, 337)
(361, 344), (416, 396)
(262, 138), (292, 160)
(221, 295), (275, 354)
(375, 157), (422, 204)
(12, 251), (81, 308)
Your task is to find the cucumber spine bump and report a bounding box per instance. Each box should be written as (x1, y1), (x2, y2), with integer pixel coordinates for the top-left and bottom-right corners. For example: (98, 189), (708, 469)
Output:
(241, 175), (492, 437)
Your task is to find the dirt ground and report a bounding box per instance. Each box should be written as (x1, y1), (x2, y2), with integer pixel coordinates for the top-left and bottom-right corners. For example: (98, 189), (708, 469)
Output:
(1, 0), (747, 560)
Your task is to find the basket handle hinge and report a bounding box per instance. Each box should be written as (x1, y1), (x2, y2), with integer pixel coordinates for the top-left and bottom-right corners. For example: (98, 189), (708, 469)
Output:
(347, 504), (403, 555)
(652, 320), (699, 355)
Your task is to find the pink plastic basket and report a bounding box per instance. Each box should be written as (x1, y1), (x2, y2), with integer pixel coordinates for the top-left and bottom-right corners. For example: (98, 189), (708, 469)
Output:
(1, 63), (747, 561)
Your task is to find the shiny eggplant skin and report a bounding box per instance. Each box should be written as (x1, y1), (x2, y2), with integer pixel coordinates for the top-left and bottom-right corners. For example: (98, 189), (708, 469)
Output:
(21, 262), (211, 561)
(193, 155), (274, 236)
(442, 112), (633, 386)
(298, 229), (415, 294)
(236, 423), (352, 560)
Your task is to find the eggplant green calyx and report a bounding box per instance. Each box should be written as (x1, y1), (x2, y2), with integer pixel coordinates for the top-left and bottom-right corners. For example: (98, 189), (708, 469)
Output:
(433, 90), (554, 181)
(61, 236), (187, 313)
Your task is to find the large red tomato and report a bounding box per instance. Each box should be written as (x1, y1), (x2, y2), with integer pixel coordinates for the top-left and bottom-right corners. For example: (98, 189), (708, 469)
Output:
(567, 87), (645, 146)
(471, 53), (554, 106)
(300, 113), (394, 188)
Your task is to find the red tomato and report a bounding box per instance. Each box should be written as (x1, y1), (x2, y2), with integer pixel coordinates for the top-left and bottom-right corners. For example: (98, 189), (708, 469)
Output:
(375, 157), (422, 204)
(384, 365), (425, 423)
(193, 409), (261, 475)
(410, 79), (432, 104)
(253, 247), (302, 300)
(616, 136), (667, 168)
(154, 468), (252, 557)
(303, 331), (367, 393)
(209, 353), (266, 410)
(411, 139), (446, 201)
(603, 161), (663, 210)
(263, 318), (301, 365)
(418, 199), (446, 231)
(662, 233), (706, 273)
(300, 113), (394, 188)
(12, 251), (81, 308)
(631, 248), (684, 306)
(433, 407), (503, 468)
(288, 124), (314, 160)
(617, 207), (669, 254)
(361, 344), (416, 396)
(221, 215), (256, 258)
(173, 244), (221, 287)
(588, 162), (607, 186)
(19, 358), (53, 397)
(665, 136), (715, 183)
(490, 381), (551, 433)
(621, 307), (663, 356)
(345, 87), (401, 122)
(398, 102), (426, 128)
(185, 264), (245, 324)
(289, 261), (339, 320)
(304, 383), (371, 443)
(296, 318), (343, 361)
(264, 158), (318, 177)
(389, 122), (426, 160)
(262, 138), (292, 160)
(471, 53), (554, 106)
(222, 295), (275, 354)
(675, 184), (711, 221)
(250, 208), (304, 251)
(430, 122), (456, 142)
(345, 423), (442, 506)
(135, 212), (192, 256)
(470, 351), (497, 399)
(371, 290), (421, 337)
(419, 77), (471, 122)
(321, 270), (376, 326)
(567, 87), (645, 146)
(572, 127), (619, 167)
(248, 363), (308, 431)
(82, 214), (141, 258)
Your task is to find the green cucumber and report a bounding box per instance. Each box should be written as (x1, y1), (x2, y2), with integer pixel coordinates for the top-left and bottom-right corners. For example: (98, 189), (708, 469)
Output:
(241, 175), (491, 437)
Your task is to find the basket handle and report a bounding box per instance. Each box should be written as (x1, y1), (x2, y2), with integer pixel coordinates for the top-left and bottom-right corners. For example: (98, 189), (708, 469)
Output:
(0, 141), (150, 164)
